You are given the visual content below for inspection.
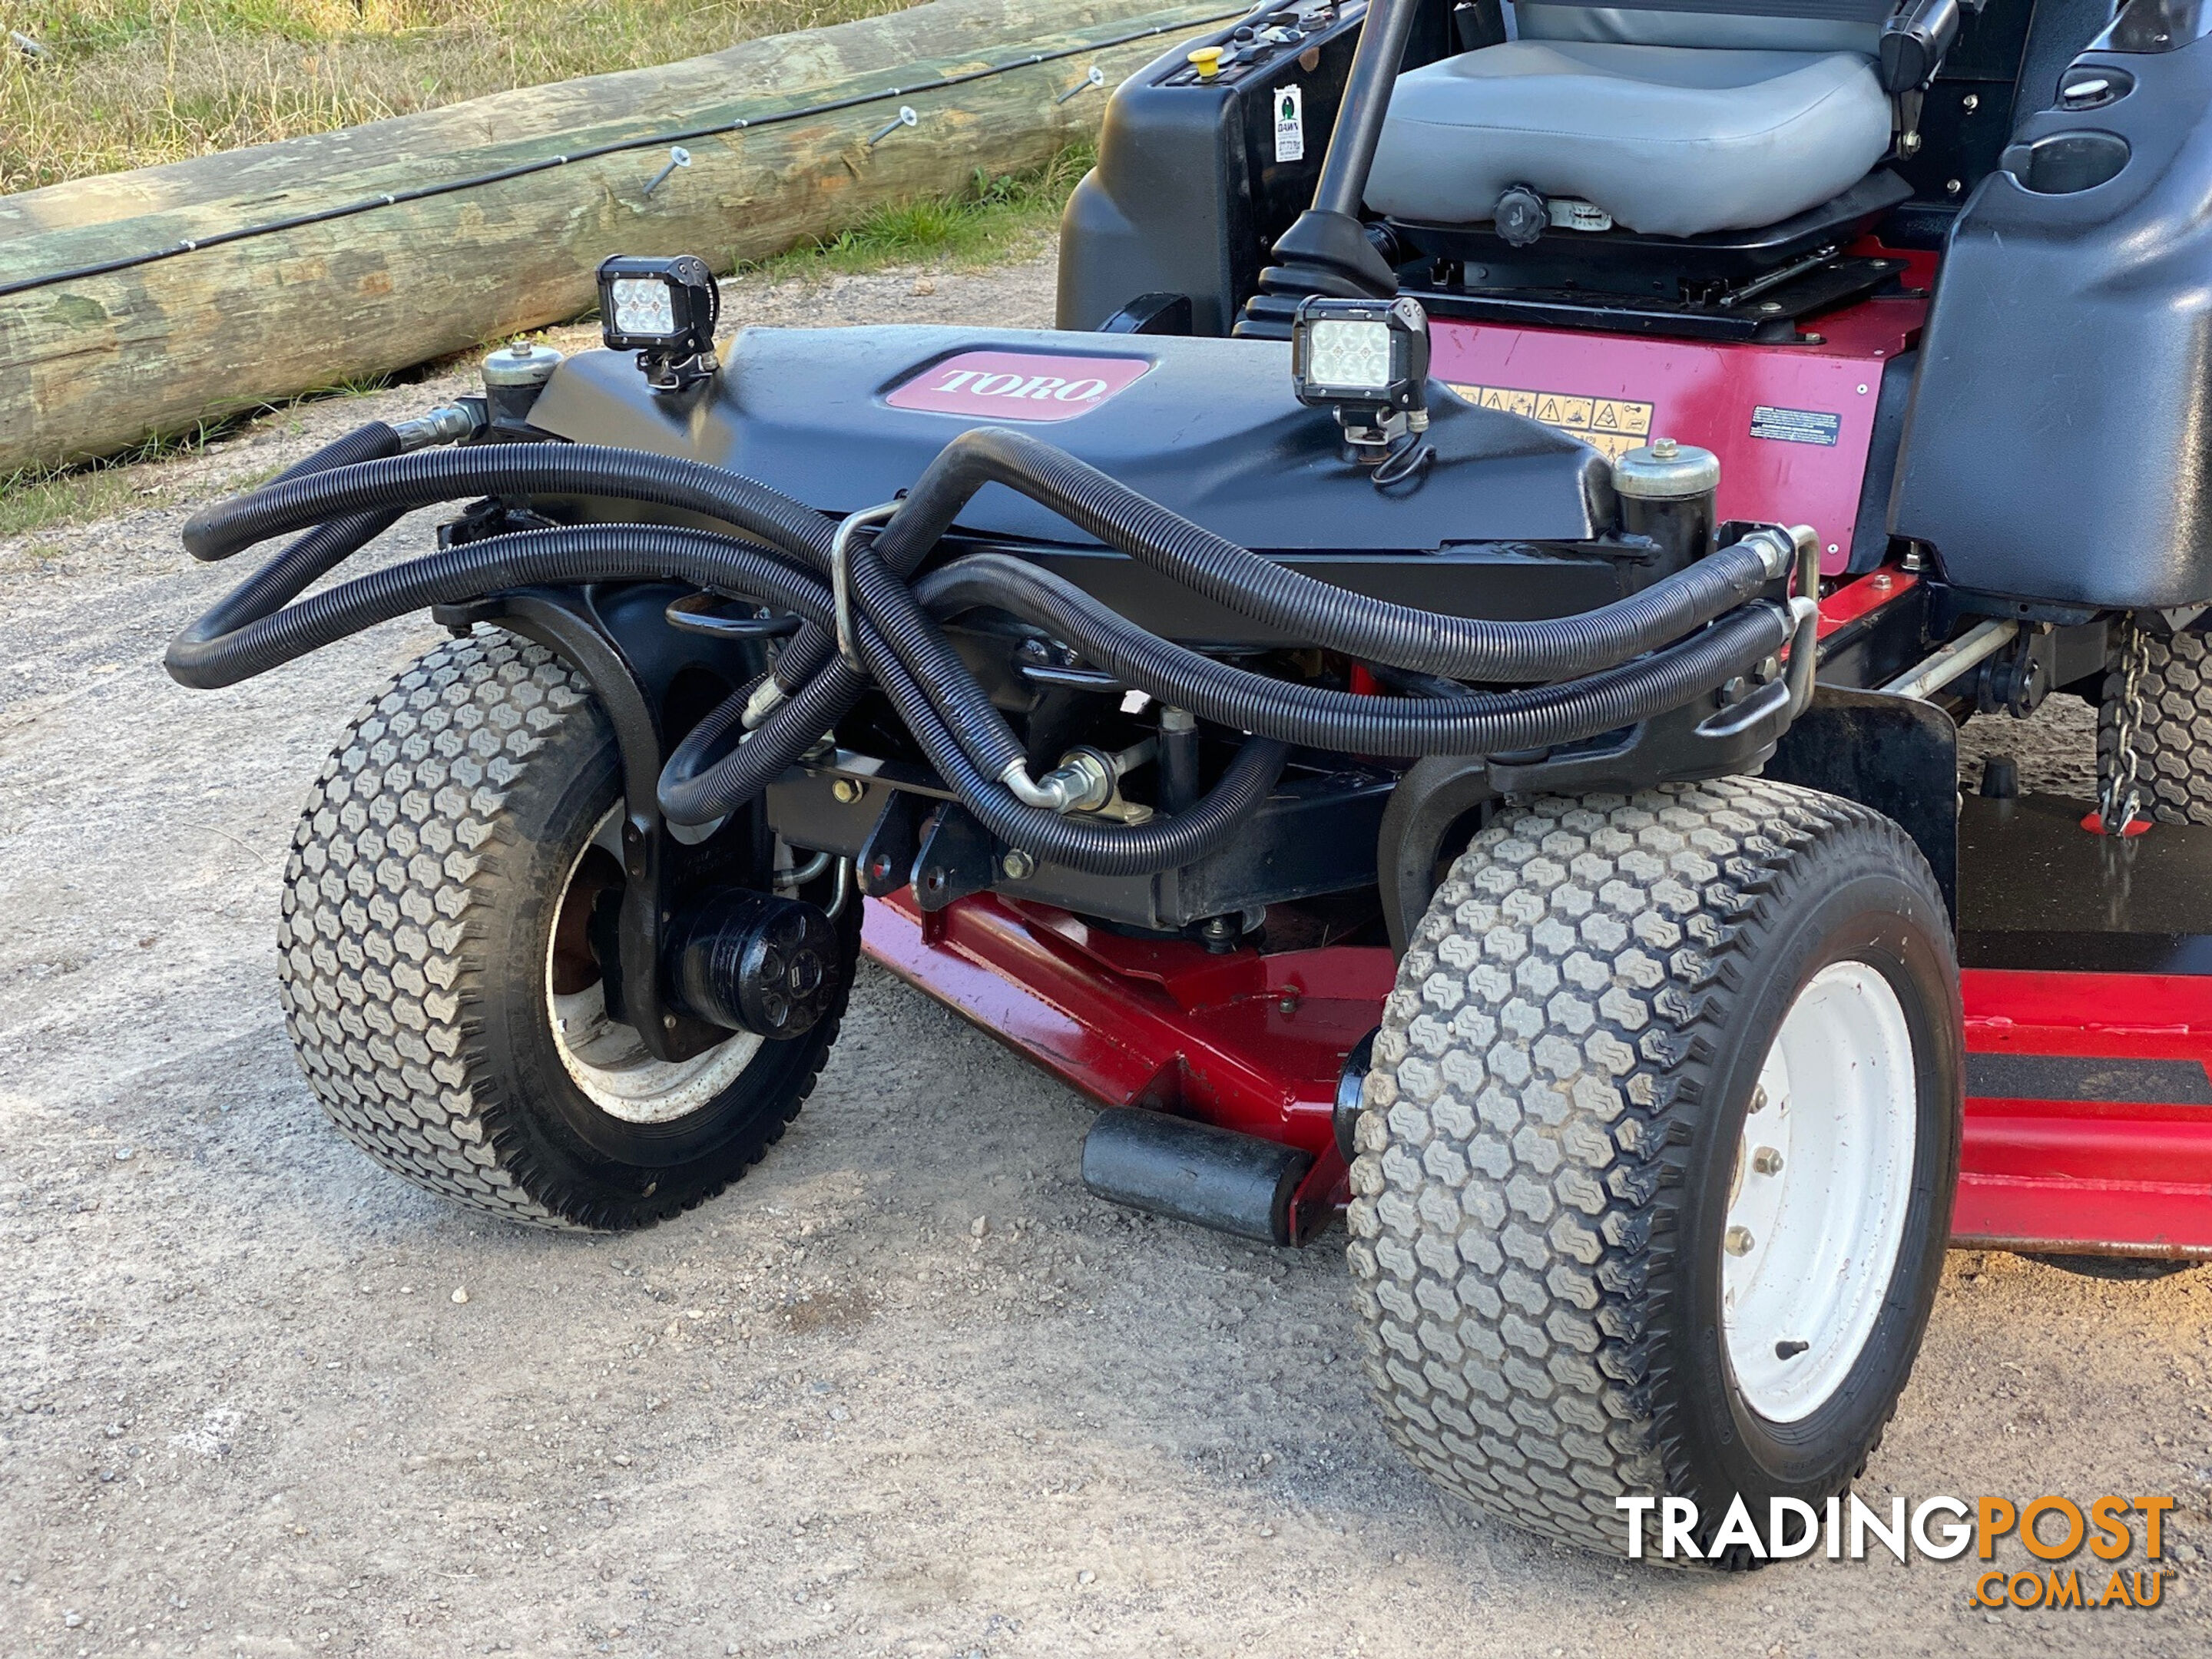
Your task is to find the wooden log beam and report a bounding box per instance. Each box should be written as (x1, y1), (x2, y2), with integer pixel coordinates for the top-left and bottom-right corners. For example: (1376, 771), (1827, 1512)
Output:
(0, 0), (1237, 474)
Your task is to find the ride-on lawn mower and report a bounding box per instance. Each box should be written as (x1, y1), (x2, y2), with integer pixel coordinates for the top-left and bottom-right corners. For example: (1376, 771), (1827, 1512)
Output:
(168, 0), (2212, 1561)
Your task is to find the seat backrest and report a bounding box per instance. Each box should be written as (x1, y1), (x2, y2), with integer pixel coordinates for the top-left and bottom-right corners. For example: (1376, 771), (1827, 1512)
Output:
(1514, 0), (1889, 55)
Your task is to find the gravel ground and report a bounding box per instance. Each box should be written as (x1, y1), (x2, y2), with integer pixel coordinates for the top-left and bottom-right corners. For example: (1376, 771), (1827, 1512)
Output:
(4, 252), (2210, 1659)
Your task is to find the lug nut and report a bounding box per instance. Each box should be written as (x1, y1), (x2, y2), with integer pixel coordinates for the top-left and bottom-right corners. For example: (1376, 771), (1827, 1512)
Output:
(1725, 1226), (1756, 1257)
(831, 778), (864, 804)
(1748, 1085), (1767, 1114)
(1752, 1147), (1784, 1176)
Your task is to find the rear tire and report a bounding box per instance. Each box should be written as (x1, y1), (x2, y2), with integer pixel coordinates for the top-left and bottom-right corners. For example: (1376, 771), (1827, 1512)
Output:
(1348, 779), (1962, 1563)
(277, 631), (857, 1230)
(2100, 627), (2212, 824)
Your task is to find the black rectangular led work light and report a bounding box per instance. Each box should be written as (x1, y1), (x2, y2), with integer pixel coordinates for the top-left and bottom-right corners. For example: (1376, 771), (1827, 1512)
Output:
(1289, 295), (1431, 418)
(596, 254), (721, 389)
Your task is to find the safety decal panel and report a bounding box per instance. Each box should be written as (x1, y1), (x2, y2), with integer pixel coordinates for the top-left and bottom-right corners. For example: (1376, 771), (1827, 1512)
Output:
(1446, 384), (1654, 462)
(1430, 300), (1922, 576)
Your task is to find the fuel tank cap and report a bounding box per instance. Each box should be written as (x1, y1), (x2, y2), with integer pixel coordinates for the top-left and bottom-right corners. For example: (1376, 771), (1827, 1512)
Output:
(1611, 436), (1720, 500)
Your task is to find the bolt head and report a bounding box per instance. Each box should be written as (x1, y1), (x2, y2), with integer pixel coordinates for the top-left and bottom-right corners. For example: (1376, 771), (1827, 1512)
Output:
(1752, 1147), (1784, 1176)
(831, 778), (863, 804)
(1001, 849), (1036, 881)
(1725, 1226), (1756, 1257)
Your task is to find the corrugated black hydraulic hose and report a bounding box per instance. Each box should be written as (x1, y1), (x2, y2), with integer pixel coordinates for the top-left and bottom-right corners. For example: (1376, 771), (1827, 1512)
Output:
(164, 486), (1274, 873)
(167, 422), (407, 688)
(659, 655), (868, 825)
(856, 627), (1292, 878)
(180, 442), (838, 566)
(886, 427), (1780, 681)
(770, 485), (947, 696)
(179, 441), (1031, 781)
(840, 536), (1027, 778)
(266, 420), (406, 487)
(165, 523), (834, 690)
(169, 426), (1787, 873)
(655, 548), (1787, 823)
(915, 553), (1793, 756)
(613, 538), (1286, 871)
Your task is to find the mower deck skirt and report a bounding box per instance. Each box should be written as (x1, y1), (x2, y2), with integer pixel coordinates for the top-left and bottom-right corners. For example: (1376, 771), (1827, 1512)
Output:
(866, 879), (2212, 1260)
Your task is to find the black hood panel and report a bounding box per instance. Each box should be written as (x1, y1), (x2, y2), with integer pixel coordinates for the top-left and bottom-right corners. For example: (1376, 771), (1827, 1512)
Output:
(528, 326), (1614, 553)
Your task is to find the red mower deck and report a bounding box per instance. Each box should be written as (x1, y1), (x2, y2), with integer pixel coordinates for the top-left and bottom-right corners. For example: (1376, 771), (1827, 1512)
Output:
(867, 879), (2212, 1260)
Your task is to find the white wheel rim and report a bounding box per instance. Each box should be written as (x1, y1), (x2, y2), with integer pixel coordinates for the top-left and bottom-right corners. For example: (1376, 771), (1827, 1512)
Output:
(1721, 961), (1918, 1424)
(545, 809), (763, 1124)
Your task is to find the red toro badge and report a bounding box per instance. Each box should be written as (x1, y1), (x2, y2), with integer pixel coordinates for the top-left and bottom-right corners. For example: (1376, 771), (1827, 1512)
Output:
(885, 350), (1154, 422)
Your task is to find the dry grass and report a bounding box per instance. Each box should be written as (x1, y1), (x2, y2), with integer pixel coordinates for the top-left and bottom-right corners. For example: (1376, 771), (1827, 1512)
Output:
(1, 0), (917, 193)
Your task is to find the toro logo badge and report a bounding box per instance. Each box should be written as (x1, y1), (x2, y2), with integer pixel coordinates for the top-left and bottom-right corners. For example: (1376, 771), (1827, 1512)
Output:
(885, 351), (1153, 422)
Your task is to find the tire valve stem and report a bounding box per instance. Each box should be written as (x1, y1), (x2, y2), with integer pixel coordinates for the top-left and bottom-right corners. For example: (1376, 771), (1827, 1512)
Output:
(1752, 1146), (1784, 1175)
(1725, 1225), (1756, 1256)
(1776, 1339), (1810, 1360)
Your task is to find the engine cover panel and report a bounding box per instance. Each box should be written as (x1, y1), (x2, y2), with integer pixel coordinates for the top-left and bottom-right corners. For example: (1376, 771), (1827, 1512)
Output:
(526, 325), (1614, 554)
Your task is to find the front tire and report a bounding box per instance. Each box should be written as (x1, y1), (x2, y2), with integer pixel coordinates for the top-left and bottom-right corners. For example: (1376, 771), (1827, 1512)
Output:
(277, 631), (858, 1230)
(1349, 779), (1962, 1562)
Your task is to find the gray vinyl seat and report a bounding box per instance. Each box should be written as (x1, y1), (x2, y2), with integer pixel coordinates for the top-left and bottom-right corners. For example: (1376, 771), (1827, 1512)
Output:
(1366, 5), (1896, 239)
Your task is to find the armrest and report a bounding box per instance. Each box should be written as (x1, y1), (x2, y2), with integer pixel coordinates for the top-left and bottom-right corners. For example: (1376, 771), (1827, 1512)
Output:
(1880, 0), (1966, 92)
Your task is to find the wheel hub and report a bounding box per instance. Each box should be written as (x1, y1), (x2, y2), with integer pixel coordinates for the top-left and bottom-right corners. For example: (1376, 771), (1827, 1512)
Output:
(545, 807), (763, 1124)
(1721, 961), (1918, 1423)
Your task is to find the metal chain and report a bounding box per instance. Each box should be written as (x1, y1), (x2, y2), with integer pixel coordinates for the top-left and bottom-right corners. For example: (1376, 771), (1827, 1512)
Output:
(2101, 618), (2151, 833)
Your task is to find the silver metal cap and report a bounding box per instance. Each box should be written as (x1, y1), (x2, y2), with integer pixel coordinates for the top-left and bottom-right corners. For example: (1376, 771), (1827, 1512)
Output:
(481, 340), (565, 389)
(1611, 436), (1720, 501)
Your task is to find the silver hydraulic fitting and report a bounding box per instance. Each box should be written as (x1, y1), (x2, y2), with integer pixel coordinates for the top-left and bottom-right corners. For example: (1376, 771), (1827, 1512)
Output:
(1740, 523), (1818, 581)
(390, 403), (482, 452)
(1003, 738), (1158, 815)
(742, 677), (788, 729)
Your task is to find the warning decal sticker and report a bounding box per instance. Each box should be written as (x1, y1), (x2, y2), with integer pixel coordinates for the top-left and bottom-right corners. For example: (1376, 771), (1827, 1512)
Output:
(1446, 382), (1654, 460)
(1750, 405), (1841, 446)
(1274, 84), (1304, 163)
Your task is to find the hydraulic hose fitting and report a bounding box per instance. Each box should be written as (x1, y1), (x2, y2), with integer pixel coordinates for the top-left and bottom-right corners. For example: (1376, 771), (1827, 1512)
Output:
(1002, 754), (1102, 813)
(390, 404), (482, 452)
(1738, 525), (1803, 581)
(1005, 740), (1156, 816)
(742, 677), (788, 729)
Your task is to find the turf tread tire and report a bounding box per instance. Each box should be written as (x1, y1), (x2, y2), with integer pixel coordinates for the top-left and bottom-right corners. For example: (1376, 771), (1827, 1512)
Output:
(276, 630), (834, 1230)
(1346, 777), (1955, 1561)
(2101, 629), (2212, 826)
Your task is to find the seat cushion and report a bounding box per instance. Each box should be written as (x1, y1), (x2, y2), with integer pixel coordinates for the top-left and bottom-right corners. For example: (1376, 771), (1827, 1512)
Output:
(1366, 41), (1892, 239)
